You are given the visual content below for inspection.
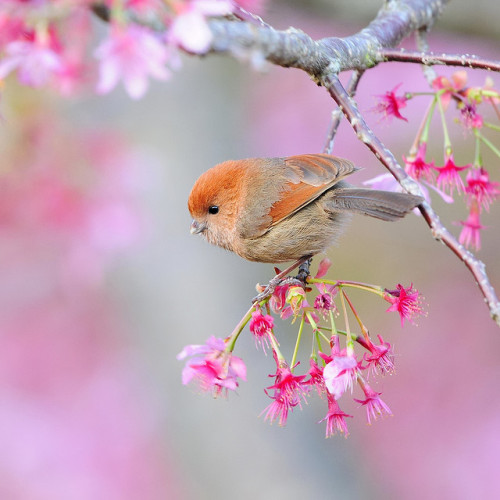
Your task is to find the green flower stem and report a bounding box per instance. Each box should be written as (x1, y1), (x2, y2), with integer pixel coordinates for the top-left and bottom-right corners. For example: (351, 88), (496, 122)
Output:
(269, 332), (286, 364)
(476, 130), (500, 158)
(436, 91), (452, 155)
(315, 330), (323, 354)
(308, 278), (385, 296)
(290, 315), (306, 371)
(317, 329), (331, 344)
(483, 122), (500, 132)
(408, 96), (438, 154)
(339, 291), (354, 355)
(473, 134), (482, 168)
(318, 327), (359, 343)
(226, 304), (256, 352)
(480, 90), (500, 99)
(329, 310), (338, 338)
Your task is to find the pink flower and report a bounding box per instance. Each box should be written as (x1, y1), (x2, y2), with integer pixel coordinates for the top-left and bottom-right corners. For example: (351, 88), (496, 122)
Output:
(459, 203), (484, 251)
(362, 334), (395, 376)
(177, 336), (246, 397)
(262, 365), (307, 426)
(269, 284), (289, 314)
(465, 168), (500, 211)
(459, 103), (483, 130)
(354, 383), (392, 424)
(432, 71), (467, 109)
(434, 154), (470, 197)
(403, 143), (435, 182)
(302, 358), (325, 396)
(0, 35), (63, 87)
(249, 309), (274, 351)
(320, 393), (352, 437)
(313, 283), (337, 319)
(169, 0), (234, 54)
(373, 83), (408, 121)
(384, 283), (423, 327)
(280, 286), (306, 320)
(95, 24), (170, 99)
(323, 353), (359, 400)
(315, 257), (331, 278)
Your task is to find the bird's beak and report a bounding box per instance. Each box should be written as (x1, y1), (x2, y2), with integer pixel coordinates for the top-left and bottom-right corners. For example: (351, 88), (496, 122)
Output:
(190, 220), (207, 235)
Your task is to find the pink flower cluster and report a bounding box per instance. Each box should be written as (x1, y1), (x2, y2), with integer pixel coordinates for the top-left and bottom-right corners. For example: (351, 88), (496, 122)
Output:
(177, 336), (246, 396)
(0, 0), (247, 98)
(372, 71), (500, 251)
(178, 258), (423, 437)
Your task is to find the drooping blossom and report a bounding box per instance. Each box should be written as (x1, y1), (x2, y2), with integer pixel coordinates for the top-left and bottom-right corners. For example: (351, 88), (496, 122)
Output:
(279, 286), (307, 320)
(434, 154), (470, 197)
(177, 336), (247, 396)
(362, 334), (395, 376)
(432, 70), (467, 109)
(373, 83), (409, 121)
(269, 283), (289, 314)
(313, 283), (337, 319)
(315, 257), (332, 278)
(168, 0), (234, 54)
(384, 283), (423, 327)
(465, 168), (500, 211)
(302, 358), (325, 396)
(262, 364), (307, 426)
(458, 203), (484, 251)
(95, 24), (171, 99)
(320, 393), (353, 438)
(322, 353), (359, 400)
(459, 102), (483, 130)
(249, 308), (274, 351)
(354, 382), (392, 424)
(0, 32), (64, 87)
(403, 143), (435, 182)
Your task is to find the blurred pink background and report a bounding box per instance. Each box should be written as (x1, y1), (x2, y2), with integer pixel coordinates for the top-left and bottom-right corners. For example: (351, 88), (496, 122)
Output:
(1, 1), (500, 499)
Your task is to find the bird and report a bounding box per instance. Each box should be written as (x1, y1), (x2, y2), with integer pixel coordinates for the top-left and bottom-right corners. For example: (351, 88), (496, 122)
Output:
(188, 153), (422, 264)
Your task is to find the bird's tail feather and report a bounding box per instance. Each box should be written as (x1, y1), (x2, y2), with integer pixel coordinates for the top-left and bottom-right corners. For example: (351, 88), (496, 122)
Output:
(327, 188), (423, 221)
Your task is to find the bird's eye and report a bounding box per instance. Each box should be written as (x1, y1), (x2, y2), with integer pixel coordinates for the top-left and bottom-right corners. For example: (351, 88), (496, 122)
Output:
(208, 205), (219, 215)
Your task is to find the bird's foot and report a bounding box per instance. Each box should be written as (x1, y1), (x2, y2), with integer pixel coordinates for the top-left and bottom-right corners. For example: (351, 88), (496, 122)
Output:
(252, 256), (312, 304)
(295, 257), (312, 284)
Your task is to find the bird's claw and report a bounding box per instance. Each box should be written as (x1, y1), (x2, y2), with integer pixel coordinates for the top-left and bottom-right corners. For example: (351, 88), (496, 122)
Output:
(252, 275), (283, 304)
(252, 256), (313, 305)
(252, 276), (307, 304)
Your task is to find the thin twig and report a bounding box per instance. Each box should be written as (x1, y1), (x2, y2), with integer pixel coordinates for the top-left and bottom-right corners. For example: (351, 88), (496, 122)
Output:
(324, 70), (365, 154)
(415, 30), (437, 84)
(322, 73), (500, 326)
(380, 49), (500, 72)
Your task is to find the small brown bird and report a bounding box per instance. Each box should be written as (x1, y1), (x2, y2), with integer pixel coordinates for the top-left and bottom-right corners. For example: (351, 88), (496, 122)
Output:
(188, 154), (422, 263)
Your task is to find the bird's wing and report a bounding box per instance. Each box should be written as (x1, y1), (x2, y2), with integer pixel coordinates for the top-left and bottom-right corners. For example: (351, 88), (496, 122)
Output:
(269, 154), (357, 226)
